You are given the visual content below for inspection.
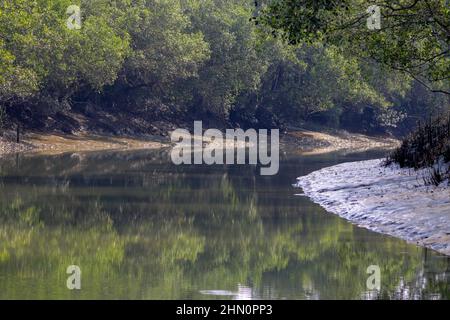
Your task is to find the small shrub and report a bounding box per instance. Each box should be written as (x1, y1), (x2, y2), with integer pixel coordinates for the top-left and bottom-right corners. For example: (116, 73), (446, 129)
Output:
(387, 115), (450, 169)
(423, 166), (446, 186)
(387, 114), (450, 186)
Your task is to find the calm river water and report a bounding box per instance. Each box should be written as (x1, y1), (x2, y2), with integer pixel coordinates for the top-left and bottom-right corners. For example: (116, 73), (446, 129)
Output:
(0, 148), (449, 299)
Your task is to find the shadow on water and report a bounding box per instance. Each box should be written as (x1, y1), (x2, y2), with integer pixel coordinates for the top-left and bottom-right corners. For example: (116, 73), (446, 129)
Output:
(0, 148), (449, 299)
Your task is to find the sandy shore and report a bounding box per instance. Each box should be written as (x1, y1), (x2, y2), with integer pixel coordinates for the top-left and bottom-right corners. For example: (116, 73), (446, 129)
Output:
(296, 159), (450, 256)
(282, 129), (399, 154)
(0, 131), (166, 156)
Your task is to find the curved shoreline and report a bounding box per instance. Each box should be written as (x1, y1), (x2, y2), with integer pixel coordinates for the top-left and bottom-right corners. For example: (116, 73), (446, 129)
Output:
(283, 129), (399, 154)
(296, 159), (450, 256)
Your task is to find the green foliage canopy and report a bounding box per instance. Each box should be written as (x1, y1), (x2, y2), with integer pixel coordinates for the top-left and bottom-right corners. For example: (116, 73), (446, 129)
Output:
(255, 0), (450, 94)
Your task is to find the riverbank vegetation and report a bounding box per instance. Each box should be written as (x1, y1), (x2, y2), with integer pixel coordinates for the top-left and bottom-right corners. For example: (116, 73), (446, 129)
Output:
(387, 115), (450, 184)
(1, 0), (448, 139)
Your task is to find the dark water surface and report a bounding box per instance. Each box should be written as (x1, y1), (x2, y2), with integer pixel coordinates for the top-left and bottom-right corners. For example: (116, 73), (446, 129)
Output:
(0, 148), (449, 299)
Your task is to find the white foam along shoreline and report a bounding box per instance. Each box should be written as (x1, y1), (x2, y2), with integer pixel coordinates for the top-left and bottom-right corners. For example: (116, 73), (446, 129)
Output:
(295, 159), (450, 256)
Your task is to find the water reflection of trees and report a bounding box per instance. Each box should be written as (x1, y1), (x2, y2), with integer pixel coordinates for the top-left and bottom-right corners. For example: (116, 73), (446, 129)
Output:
(0, 151), (448, 299)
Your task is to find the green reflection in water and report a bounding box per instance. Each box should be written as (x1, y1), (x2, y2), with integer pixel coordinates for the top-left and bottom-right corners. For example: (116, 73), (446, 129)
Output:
(0, 149), (448, 299)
